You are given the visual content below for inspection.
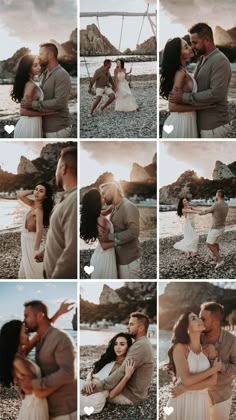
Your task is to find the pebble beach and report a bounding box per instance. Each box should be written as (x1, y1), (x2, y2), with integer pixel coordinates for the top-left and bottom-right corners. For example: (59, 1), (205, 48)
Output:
(0, 385), (21, 420)
(80, 75), (157, 138)
(159, 230), (236, 279)
(80, 345), (157, 420)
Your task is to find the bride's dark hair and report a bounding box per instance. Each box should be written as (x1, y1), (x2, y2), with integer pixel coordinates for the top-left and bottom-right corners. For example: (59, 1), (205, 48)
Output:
(117, 58), (125, 69)
(0, 320), (22, 386)
(35, 181), (54, 227)
(11, 54), (36, 103)
(177, 197), (186, 217)
(166, 312), (191, 377)
(160, 37), (182, 99)
(92, 333), (133, 374)
(80, 189), (102, 243)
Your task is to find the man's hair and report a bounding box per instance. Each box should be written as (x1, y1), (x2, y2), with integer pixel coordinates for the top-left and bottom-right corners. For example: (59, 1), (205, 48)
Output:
(104, 59), (111, 66)
(200, 301), (224, 322)
(40, 43), (58, 58)
(60, 146), (77, 177)
(217, 189), (225, 199)
(130, 312), (150, 331)
(189, 23), (214, 42)
(99, 181), (124, 197)
(24, 300), (49, 319)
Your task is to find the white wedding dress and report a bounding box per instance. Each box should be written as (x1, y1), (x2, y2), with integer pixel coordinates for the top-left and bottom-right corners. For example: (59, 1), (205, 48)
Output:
(165, 349), (211, 420)
(18, 211), (44, 279)
(14, 85), (43, 138)
(115, 72), (138, 112)
(80, 361), (115, 415)
(17, 359), (49, 420)
(91, 220), (118, 279)
(174, 213), (199, 253)
(162, 72), (198, 138)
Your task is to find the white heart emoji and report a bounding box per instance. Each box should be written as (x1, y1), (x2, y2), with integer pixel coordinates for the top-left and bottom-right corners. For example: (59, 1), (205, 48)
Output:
(84, 406), (94, 416)
(163, 124), (174, 134)
(164, 406), (174, 416)
(4, 125), (15, 134)
(84, 265), (94, 275)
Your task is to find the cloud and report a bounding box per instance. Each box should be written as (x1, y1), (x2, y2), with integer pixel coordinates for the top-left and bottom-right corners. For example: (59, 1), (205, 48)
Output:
(160, 0), (236, 31)
(0, 0), (77, 44)
(144, 0), (156, 4)
(163, 141), (236, 178)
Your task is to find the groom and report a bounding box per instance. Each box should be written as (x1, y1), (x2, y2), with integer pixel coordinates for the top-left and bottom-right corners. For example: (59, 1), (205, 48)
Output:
(169, 22), (232, 138)
(21, 43), (72, 138)
(199, 189), (229, 269)
(21, 300), (77, 420)
(88, 59), (115, 115)
(99, 182), (142, 279)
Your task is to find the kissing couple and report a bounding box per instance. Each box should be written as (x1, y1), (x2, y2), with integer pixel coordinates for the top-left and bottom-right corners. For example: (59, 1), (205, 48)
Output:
(160, 22), (232, 138)
(11, 43), (72, 138)
(80, 181), (142, 279)
(0, 300), (77, 420)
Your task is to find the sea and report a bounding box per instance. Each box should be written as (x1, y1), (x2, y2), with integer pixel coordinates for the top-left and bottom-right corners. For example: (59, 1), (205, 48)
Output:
(0, 77), (77, 121)
(80, 55), (157, 78)
(159, 63), (236, 111)
(159, 207), (236, 238)
(80, 326), (157, 347)
(0, 199), (25, 232)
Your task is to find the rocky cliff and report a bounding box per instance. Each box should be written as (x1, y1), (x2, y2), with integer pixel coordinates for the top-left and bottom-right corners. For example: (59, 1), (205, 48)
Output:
(160, 282), (236, 330)
(135, 36), (157, 55)
(72, 308), (77, 331)
(80, 24), (120, 56)
(130, 152), (156, 182)
(215, 25), (236, 47)
(213, 160), (236, 180)
(100, 285), (123, 305)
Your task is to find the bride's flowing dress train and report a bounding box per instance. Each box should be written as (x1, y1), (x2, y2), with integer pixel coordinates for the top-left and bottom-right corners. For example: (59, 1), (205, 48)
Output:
(174, 213), (199, 253)
(14, 85), (43, 138)
(165, 349), (211, 420)
(80, 361), (115, 415)
(91, 220), (118, 279)
(162, 72), (198, 138)
(18, 211), (44, 279)
(17, 359), (49, 420)
(115, 72), (138, 112)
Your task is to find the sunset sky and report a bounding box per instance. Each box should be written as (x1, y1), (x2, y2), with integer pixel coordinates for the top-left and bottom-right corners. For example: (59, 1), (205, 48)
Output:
(80, 141), (156, 187)
(0, 282), (77, 329)
(160, 141), (236, 187)
(0, 0), (77, 60)
(80, 0), (156, 51)
(159, 0), (236, 49)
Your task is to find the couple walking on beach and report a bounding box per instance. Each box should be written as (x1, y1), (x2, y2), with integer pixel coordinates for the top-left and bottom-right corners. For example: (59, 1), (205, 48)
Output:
(0, 300), (77, 420)
(80, 181), (142, 279)
(11, 43), (72, 138)
(88, 58), (139, 116)
(160, 22), (232, 138)
(17, 146), (77, 279)
(80, 312), (154, 415)
(165, 301), (236, 420)
(174, 189), (229, 269)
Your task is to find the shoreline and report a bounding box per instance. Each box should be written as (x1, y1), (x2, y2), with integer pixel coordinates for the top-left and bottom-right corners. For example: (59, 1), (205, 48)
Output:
(80, 74), (157, 84)
(0, 112), (77, 138)
(80, 239), (157, 279)
(159, 368), (236, 420)
(80, 345), (157, 420)
(159, 230), (236, 279)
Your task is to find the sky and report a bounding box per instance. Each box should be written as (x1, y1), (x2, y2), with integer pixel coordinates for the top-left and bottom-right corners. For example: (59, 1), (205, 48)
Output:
(80, 0), (156, 51)
(80, 141), (156, 187)
(159, 141), (236, 187)
(0, 0), (77, 60)
(0, 141), (52, 174)
(0, 282), (77, 329)
(80, 281), (124, 304)
(159, 0), (236, 49)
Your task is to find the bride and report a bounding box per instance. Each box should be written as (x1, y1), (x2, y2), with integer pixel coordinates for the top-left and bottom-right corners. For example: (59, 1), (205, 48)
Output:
(160, 38), (212, 138)
(80, 332), (135, 415)
(114, 59), (139, 112)
(11, 54), (56, 138)
(80, 188), (118, 279)
(0, 301), (72, 420)
(174, 197), (200, 258)
(165, 312), (222, 420)
(17, 182), (54, 279)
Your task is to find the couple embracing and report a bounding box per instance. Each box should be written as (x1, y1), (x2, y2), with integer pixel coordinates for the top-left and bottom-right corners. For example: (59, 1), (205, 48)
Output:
(165, 301), (236, 420)
(160, 22), (232, 138)
(81, 182), (142, 279)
